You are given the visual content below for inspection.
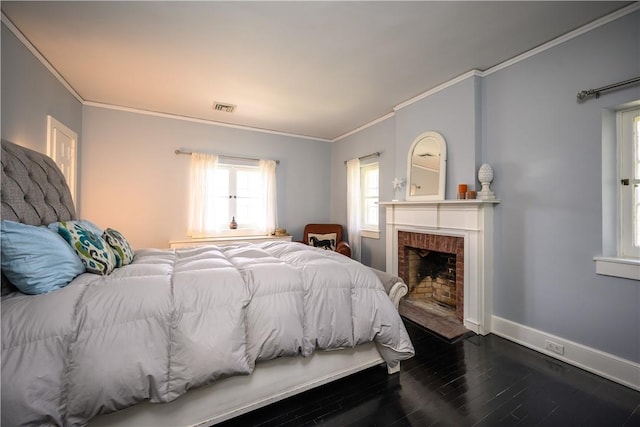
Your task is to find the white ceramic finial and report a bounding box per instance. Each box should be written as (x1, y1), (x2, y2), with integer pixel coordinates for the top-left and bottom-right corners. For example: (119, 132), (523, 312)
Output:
(477, 163), (496, 200)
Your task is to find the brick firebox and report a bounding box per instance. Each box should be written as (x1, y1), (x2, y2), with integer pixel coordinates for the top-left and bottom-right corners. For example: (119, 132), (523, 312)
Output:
(398, 231), (464, 322)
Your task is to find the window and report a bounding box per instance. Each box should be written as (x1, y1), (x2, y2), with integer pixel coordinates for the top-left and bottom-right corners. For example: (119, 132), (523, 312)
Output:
(188, 154), (277, 237)
(360, 162), (379, 237)
(212, 162), (262, 232)
(618, 107), (639, 258)
(595, 104), (640, 280)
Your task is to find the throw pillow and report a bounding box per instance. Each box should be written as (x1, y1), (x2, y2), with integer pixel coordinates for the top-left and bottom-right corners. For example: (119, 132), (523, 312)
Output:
(48, 219), (103, 236)
(307, 233), (337, 251)
(55, 221), (116, 275)
(103, 228), (135, 267)
(0, 220), (85, 294)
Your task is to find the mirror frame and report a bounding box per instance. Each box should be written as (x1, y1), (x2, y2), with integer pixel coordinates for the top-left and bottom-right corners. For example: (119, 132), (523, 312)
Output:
(406, 131), (447, 201)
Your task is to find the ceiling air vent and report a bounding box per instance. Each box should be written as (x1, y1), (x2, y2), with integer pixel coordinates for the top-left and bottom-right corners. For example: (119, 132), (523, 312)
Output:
(213, 102), (236, 113)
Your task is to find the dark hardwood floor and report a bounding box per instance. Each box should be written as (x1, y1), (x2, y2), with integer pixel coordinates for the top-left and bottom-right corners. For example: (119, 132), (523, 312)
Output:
(218, 319), (640, 426)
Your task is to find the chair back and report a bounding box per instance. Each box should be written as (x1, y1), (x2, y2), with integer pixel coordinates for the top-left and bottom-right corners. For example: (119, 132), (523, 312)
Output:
(303, 224), (344, 250)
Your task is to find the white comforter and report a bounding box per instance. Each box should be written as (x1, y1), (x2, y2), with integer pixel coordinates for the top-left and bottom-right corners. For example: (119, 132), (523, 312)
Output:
(2, 241), (414, 426)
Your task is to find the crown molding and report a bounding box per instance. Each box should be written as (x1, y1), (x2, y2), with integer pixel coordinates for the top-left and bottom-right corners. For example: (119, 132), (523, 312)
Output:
(2, 12), (83, 103)
(483, 2), (640, 77)
(2, 11), (331, 143)
(393, 70), (484, 112)
(4, 3), (638, 143)
(82, 102), (332, 142)
(334, 3), (639, 141)
(332, 112), (395, 142)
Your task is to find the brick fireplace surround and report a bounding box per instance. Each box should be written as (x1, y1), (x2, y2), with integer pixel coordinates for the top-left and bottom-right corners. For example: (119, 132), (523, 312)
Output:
(380, 200), (498, 335)
(399, 231), (464, 321)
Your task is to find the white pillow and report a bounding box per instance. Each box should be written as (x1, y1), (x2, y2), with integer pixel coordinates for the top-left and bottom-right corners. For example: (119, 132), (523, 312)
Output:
(308, 233), (337, 251)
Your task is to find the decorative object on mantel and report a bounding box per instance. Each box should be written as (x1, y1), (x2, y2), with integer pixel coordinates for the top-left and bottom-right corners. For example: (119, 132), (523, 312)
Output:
(477, 163), (496, 200)
(392, 177), (405, 201)
(229, 216), (238, 229)
(457, 184), (468, 200)
(466, 190), (477, 200)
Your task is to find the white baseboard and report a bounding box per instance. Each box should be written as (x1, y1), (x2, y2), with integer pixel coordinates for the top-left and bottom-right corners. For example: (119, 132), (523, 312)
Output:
(491, 315), (640, 391)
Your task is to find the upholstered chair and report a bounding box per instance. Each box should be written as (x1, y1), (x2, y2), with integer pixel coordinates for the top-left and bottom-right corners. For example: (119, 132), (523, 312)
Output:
(301, 224), (351, 258)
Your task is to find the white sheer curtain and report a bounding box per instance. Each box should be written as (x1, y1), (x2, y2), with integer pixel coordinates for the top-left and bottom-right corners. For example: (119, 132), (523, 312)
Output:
(187, 153), (219, 237)
(257, 159), (278, 235)
(346, 158), (361, 261)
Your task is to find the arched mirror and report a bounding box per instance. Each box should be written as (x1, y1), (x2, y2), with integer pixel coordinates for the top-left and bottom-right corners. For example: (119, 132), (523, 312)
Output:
(406, 131), (447, 201)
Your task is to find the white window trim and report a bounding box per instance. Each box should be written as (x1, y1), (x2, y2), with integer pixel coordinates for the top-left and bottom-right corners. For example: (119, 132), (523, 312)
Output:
(594, 257), (640, 280)
(216, 163), (262, 235)
(188, 155), (277, 238)
(617, 107), (639, 259)
(361, 229), (380, 240)
(596, 102), (640, 281)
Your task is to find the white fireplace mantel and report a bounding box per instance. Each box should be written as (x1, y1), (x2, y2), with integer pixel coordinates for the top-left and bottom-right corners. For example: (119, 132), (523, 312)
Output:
(380, 200), (499, 335)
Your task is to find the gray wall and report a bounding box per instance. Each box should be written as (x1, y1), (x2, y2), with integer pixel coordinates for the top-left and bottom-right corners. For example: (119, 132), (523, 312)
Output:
(484, 11), (639, 363)
(395, 75), (482, 201)
(81, 106), (332, 249)
(331, 11), (640, 363)
(1, 24), (82, 153)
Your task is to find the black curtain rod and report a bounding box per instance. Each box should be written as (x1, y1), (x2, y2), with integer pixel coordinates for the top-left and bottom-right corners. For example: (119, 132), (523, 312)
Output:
(175, 149), (279, 164)
(577, 76), (640, 102)
(344, 151), (381, 164)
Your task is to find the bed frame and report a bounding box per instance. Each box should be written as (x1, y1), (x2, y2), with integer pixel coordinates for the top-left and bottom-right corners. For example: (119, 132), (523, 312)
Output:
(1, 139), (408, 426)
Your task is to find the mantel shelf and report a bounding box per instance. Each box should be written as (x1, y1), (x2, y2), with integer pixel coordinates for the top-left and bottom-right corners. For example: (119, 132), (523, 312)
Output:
(379, 199), (500, 207)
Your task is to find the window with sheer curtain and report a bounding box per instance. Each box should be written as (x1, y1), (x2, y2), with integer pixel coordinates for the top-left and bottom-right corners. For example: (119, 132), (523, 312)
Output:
(360, 162), (379, 234)
(188, 153), (277, 237)
(346, 158), (361, 262)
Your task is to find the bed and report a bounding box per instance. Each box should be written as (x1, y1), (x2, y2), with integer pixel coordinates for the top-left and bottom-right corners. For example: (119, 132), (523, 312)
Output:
(1, 139), (414, 426)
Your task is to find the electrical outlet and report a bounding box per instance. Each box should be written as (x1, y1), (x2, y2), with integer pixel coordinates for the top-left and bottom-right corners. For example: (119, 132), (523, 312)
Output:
(545, 339), (565, 355)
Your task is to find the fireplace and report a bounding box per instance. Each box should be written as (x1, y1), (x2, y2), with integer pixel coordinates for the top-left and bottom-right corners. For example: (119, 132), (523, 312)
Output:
(399, 232), (464, 322)
(380, 200), (498, 335)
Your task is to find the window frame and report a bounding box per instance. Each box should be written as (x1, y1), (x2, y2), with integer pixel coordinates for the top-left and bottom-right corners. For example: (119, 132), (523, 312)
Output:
(617, 107), (639, 259)
(213, 161), (263, 237)
(360, 162), (380, 239)
(594, 102), (640, 280)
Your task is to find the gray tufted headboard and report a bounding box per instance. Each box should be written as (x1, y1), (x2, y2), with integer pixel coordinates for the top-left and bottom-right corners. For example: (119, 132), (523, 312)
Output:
(1, 139), (78, 295)
(1, 139), (77, 226)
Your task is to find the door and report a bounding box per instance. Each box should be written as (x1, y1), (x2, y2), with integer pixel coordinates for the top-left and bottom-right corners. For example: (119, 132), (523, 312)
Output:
(47, 115), (78, 203)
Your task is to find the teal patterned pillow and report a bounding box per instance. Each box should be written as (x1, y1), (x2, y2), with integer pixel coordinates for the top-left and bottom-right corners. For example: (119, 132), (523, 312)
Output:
(57, 221), (116, 275)
(48, 219), (103, 236)
(103, 228), (134, 267)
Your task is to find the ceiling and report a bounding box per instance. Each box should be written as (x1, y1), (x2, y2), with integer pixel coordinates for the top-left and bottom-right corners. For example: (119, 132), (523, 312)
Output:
(1, 1), (632, 141)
